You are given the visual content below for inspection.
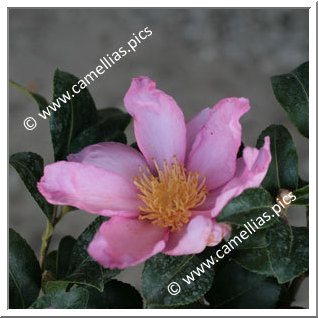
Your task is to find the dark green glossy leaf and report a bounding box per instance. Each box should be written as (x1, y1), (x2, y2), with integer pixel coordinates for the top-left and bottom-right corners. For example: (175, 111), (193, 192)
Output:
(217, 188), (275, 227)
(51, 69), (98, 161)
(44, 250), (57, 275)
(231, 227), (269, 249)
(233, 221), (309, 283)
(97, 107), (126, 119)
(257, 125), (298, 196)
(68, 216), (107, 271)
(293, 185), (309, 206)
(44, 259), (104, 292)
(9, 152), (54, 221)
(233, 248), (273, 277)
(43, 281), (70, 294)
(30, 288), (89, 309)
(47, 217), (120, 292)
(267, 222), (308, 283)
(69, 110), (130, 153)
(226, 225), (273, 277)
(57, 236), (76, 279)
(86, 280), (143, 309)
(68, 216), (120, 289)
(9, 229), (41, 308)
(142, 253), (214, 308)
(206, 261), (280, 308)
(271, 61), (309, 138)
(63, 259), (105, 290)
(9, 80), (48, 112)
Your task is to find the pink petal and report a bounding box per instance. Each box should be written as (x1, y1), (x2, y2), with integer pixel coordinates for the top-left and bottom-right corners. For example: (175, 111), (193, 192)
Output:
(37, 161), (140, 218)
(124, 76), (187, 169)
(201, 136), (271, 218)
(186, 98), (250, 190)
(87, 217), (169, 269)
(163, 215), (212, 256)
(67, 142), (147, 182)
(186, 107), (210, 157)
(207, 221), (231, 247)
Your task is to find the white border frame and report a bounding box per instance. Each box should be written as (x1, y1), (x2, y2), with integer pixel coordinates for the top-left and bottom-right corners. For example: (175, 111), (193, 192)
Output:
(3, 1), (316, 316)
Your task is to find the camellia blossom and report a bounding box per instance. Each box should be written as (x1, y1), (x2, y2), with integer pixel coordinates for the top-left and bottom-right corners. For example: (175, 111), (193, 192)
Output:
(38, 76), (271, 269)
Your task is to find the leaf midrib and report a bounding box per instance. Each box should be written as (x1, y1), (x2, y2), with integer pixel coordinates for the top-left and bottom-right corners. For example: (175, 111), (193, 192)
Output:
(291, 70), (309, 103)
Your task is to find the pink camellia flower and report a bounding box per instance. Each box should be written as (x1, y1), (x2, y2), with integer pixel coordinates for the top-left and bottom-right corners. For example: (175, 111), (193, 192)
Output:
(38, 76), (271, 269)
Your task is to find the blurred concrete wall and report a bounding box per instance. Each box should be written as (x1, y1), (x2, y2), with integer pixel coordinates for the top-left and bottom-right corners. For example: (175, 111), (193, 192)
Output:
(9, 8), (309, 307)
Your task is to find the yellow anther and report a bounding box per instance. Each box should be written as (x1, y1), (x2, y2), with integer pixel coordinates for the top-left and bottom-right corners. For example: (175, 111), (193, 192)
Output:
(133, 155), (208, 231)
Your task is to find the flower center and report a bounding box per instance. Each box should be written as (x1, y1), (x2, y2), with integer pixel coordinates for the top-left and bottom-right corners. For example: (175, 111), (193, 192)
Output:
(133, 155), (208, 232)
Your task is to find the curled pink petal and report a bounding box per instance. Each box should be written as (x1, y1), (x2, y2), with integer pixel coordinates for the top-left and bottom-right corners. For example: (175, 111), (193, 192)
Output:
(187, 97), (250, 190)
(67, 142), (147, 182)
(124, 76), (186, 169)
(206, 136), (271, 218)
(207, 221), (232, 247)
(163, 215), (212, 255)
(87, 217), (169, 269)
(37, 161), (140, 217)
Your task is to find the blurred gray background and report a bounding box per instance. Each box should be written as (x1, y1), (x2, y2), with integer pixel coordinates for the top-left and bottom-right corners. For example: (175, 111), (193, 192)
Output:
(9, 8), (309, 307)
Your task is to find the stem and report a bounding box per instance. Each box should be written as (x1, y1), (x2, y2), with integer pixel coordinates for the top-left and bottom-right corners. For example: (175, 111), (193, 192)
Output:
(39, 205), (59, 270)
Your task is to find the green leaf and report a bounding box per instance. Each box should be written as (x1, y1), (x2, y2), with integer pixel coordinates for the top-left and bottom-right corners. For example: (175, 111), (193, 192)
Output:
(142, 253), (214, 308)
(217, 188), (275, 227)
(68, 216), (108, 271)
(43, 281), (70, 294)
(232, 221), (309, 283)
(231, 227), (269, 249)
(9, 80), (48, 112)
(271, 61), (309, 138)
(47, 217), (120, 292)
(292, 185), (309, 206)
(233, 248), (273, 277)
(69, 109), (130, 153)
(206, 261), (280, 308)
(56, 236), (76, 279)
(257, 125), (298, 196)
(68, 217), (120, 290)
(44, 260), (104, 292)
(44, 250), (57, 275)
(86, 280), (143, 309)
(97, 107), (126, 119)
(51, 69), (98, 161)
(230, 227), (273, 276)
(9, 229), (41, 308)
(9, 152), (54, 221)
(226, 225), (273, 278)
(267, 222), (309, 283)
(30, 288), (89, 309)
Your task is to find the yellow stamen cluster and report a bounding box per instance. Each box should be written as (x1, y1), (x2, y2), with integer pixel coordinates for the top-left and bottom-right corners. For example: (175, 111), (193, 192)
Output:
(133, 155), (208, 231)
